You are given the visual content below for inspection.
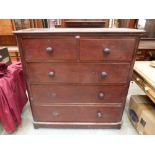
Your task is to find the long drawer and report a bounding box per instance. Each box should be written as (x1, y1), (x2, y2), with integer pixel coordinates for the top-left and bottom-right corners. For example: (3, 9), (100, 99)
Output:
(22, 38), (77, 60)
(32, 104), (122, 122)
(27, 62), (130, 84)
(30, 84), (127, 104)
(80, 38), (136, 61)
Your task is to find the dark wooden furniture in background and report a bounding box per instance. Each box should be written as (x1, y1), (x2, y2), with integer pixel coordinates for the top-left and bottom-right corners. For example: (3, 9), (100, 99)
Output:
(14, 28), (144, 129)
(0, 19), (20, 62)
(0, 46), (20, 63)
(135, 19), (155, 61)
(118, 19), (138, 28)
(0, 19), (17, 46)
(0, 47), (11, 64)
(61, 19), (109, 28)
(144, 19), (155, 38)
(136, 38), (155, 61)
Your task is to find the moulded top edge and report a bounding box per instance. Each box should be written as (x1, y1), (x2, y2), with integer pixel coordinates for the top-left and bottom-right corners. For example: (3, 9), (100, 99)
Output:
(13, 28), (145, 34)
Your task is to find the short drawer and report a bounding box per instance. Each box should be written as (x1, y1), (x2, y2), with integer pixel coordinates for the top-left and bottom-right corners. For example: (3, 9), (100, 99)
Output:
(27, 62), (130, 84)
(22, 38), (77, 60)
(32, 104), (122, 122)
(80, 38), (136, 61)
(30, 84), (127, 104)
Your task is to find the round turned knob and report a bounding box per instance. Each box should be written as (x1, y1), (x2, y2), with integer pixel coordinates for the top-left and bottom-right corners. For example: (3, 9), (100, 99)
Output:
(136, 78), (140, 81)
(97, 112), (102, 118)
(98, 92), (104, 99)
(103, 48), (110, 54)
(144, 87), (149, 91)
(101, 71), (107, 78)
(46, 47), (53, 53)
(48, 71), (55, 77)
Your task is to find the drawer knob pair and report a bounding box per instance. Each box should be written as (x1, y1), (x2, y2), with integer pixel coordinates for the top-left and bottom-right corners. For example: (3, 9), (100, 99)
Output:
(103, 48), (110, 54)
(48, 71), (55, 77)
(46, 47), (53, 53)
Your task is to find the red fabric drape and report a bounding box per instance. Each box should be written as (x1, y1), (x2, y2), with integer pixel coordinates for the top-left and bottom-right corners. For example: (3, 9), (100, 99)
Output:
(0, 62), (27, 133)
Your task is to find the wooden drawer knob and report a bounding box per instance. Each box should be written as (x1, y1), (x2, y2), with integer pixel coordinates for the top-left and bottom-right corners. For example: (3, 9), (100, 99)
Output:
(48, 71), (55, 77)
(97, 112), (103, 118)
(136, 78), (140, 81)
(144, 87), (149, 91)
(101, 71), (107, 78)
(103, 48), (110, 54)
(98, 92), (105, 99)
(46, 47), (53, 53)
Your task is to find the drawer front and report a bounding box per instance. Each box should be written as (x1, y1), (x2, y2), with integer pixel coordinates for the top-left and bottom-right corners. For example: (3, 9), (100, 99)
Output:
(80, 38), (136, 61)
(22, 38), (77, 60)
(27, 63), (130, 84)
(32, 104), (122, 122)
(30, 85), (127, 104)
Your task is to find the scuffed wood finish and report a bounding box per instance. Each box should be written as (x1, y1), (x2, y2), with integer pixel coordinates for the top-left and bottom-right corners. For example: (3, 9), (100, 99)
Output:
(14, 28), (144, 33)
(30, 84), (127, 104)
(80, 38), (136, 61)
(31, 104), (122, 123)
(14, 28), (144, 129)
(33, 123), (121, 129)
(27, 62), (130, 84)
(22, 38), (77, 60)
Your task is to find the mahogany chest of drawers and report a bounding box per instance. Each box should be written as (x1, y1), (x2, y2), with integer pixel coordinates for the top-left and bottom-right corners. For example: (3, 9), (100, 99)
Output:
(14, 28), (144, 129)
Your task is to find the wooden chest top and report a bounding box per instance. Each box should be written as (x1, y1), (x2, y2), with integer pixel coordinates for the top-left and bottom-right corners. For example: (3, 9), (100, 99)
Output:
(13, 28), (144, 34)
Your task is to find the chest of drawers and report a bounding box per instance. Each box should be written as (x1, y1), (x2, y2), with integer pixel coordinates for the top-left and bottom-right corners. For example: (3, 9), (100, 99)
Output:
(14, 28), (144, 129)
